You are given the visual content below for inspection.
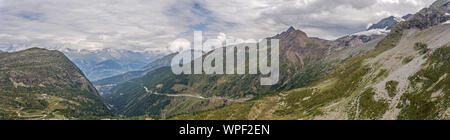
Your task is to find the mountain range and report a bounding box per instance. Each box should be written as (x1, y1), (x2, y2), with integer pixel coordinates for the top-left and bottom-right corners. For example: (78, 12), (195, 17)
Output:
(59, 48), (166, 81)
(367, 14), (412, 30)
(171, 0), (450, 120)
(100, 12), (418, 118)
(103, 0), (449, 120)
(92, 13), (412, 96)
(0, 0), (448, 120)
(93, 53), (177, 95)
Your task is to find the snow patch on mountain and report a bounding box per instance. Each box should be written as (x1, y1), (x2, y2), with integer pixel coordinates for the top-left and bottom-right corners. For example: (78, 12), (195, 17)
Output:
(443, 13), (450, 25)
(353, 28), (390, 36)
(444, 20), (450, 24)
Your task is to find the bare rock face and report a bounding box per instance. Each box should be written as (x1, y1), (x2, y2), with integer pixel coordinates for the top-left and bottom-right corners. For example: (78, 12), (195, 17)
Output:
(334, 34), (384, 48)
(269, 27), (332, 64)
(335, 14), (413, 49)
(286, 26), (296, 32)
(368, 16), (404, 30)
(403, 0), (449, 29)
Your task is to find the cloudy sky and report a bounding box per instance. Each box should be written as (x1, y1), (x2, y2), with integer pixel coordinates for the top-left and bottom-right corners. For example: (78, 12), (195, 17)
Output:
(0, 0), (436, 52)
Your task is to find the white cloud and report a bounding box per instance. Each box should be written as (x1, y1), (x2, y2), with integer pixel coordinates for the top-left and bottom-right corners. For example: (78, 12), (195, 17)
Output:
(168, 38), (191, 53)
(0, 0), (436, 52)
(0, 0), (197, 52)
(199, 0), (435, 40)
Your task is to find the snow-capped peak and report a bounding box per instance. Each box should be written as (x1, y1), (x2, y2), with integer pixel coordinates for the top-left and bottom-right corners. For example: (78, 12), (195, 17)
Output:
(367, 14), (411, 30)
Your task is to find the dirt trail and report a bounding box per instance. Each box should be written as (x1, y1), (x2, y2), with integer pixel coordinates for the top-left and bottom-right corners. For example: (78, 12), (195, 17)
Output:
(16, 111), (47, 119)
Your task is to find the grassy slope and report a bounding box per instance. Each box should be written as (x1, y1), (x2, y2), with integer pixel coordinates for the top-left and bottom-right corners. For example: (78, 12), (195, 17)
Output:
(398, 46), (450, 120)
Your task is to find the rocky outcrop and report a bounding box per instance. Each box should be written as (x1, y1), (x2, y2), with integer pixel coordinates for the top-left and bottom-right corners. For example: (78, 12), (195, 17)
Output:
(368, 16), (405, 30)
(270, 27), (332, 63)
(334, 34), (384, 48)
(402, 0), (449, 29)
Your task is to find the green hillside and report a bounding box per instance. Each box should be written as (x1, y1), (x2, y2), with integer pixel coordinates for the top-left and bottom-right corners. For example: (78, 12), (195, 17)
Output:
(0, 48), (110, 120)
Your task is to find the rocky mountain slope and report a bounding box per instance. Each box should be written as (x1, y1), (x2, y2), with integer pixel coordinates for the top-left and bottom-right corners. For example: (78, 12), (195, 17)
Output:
(333, 14), (413, 50)
(171, 0), (450, 120)
(97, 8), (421, 120)
(0, 48), (110, 119)
(368, 14), (411, 30)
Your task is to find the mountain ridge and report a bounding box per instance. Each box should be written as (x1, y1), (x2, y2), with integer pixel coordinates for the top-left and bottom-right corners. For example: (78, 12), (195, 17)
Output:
(0, 48), (110, 119)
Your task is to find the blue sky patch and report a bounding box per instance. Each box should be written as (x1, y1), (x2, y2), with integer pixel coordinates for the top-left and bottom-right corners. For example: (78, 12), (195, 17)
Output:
(18, 12), (42, 21)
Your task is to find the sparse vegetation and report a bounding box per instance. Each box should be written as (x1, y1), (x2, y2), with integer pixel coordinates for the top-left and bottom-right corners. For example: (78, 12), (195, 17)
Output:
(171, 101), (256, 120)
(374, 69), (388, 82)
(414, 42), (430, 54)
(402, 56), (415, 64)
(399, 46), (449, 120)
(358, 88), (389, 120)
(386, 81), (399, 97)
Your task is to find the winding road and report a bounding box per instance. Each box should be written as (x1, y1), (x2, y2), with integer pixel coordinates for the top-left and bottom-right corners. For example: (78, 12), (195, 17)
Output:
(144, 86), (250, 102)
